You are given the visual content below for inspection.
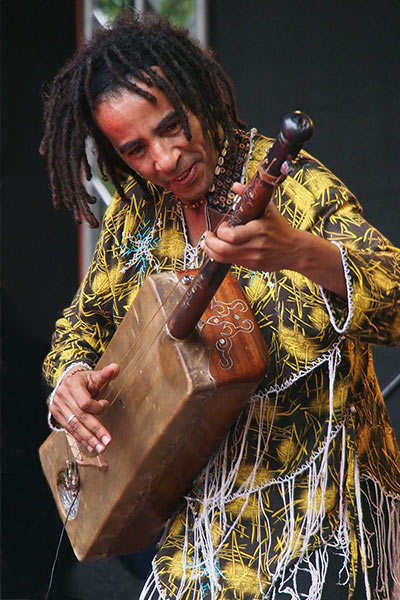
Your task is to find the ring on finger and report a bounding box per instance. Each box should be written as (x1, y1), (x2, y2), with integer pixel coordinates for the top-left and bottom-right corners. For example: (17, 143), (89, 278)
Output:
(67, 413), (77, 425)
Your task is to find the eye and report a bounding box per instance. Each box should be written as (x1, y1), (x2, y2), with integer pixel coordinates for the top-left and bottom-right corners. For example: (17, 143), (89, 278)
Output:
(127, 144), (145, 157)
(164, 119), (182, 134)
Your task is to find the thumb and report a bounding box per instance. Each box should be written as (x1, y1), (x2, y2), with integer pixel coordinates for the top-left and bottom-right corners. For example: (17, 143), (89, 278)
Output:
(231, 181), (246, 195)
(88, 362), (120, 397)
(99, 362), (120, 381)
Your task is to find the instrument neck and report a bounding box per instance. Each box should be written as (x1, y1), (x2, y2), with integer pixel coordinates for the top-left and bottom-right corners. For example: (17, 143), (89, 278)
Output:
(167, 172), (276, 341)
(167, 111), (314, 340)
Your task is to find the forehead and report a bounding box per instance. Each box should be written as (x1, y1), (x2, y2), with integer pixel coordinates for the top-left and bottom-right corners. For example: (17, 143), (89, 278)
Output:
(94, 83), (174, 131)
(100, 75), (171, 111)
(96, 67), (176, 112)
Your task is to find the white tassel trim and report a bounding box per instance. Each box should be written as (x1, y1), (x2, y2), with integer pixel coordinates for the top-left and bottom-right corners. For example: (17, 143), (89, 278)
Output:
(140, 340), (400, 600)
(320, 241), (354, 335)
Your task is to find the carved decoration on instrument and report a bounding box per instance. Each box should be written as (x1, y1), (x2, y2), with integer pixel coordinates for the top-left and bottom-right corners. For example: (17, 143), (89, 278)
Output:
(206, 298), (255, 370)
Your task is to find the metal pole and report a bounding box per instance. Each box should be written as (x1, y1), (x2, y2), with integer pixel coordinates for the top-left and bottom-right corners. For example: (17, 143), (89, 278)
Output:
(381, 372), (400, 400)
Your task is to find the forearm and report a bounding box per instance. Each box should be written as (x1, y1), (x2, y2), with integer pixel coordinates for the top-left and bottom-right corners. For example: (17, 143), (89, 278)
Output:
(204, 205), (347, 299)
(42, 307), (116, 388)
(288, 230), (347, 299)
(43, 327), (101, 388)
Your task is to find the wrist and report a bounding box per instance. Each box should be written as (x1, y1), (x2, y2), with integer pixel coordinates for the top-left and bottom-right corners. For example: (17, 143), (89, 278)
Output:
(67, 366), (89, 378)
(285, 229), (311, 273)
(284, 232), (347, 298)
(49, 362), (92, 406)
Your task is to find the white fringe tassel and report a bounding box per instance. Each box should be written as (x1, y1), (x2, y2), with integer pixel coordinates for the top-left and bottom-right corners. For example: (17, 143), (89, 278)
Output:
(139, 344), (400, 600)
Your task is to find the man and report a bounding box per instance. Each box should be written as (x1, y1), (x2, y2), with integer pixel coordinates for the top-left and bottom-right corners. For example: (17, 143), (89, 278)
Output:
(40, 11), (400, 600)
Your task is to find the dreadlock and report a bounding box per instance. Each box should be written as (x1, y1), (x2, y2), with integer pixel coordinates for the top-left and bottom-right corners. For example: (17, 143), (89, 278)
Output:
(40, 10), (246, 228)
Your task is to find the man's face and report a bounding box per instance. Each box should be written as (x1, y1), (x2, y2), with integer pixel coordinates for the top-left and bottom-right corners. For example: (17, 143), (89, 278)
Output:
(94, 82), (218, 204)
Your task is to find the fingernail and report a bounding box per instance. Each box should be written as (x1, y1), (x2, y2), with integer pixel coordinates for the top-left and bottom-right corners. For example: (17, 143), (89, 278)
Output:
(87, 445), (93, 453)
(102, 435), (111, 446)
(95, 443), (104, 453)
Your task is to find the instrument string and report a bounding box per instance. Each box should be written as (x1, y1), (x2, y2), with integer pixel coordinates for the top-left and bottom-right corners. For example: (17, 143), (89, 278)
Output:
(44, 491), (78, 600)
(105, 281), (185, 405)
(94, 205), (235, 406)
(95, 271), (188, 403)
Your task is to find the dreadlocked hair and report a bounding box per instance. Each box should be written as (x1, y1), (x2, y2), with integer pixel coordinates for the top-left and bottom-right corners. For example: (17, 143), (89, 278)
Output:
(40, 10), (246, 228)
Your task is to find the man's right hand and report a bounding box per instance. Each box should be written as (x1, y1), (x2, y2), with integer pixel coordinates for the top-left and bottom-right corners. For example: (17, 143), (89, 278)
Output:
(49, 363), (120, 454)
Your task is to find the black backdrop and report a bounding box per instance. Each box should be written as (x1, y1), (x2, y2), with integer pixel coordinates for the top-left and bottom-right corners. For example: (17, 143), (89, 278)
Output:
(1, 3), (80, 599)
(211, 0), (400, 396)
(1, 1), (399, 598)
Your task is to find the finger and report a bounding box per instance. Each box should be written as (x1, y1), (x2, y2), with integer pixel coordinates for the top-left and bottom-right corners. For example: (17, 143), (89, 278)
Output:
(49, 394), (112, 453)
(215, 221), (248, 244)
(87, 362), (120, 398)
(101, 362), (120, 380)
(213, 220), (265, 245)
(231, 181), (246, 195)
(65, 410), (112, 454)
(50, 371), (116, 452)
(59, 372), (110, 416)
(203, 231), (245, 264)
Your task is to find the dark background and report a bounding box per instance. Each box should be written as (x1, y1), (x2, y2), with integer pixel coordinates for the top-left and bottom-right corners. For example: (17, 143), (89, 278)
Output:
(2, 1), (399, 598)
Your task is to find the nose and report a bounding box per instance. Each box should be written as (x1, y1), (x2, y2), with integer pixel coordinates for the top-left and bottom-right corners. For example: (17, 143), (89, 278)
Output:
(152, 139), (180, 174)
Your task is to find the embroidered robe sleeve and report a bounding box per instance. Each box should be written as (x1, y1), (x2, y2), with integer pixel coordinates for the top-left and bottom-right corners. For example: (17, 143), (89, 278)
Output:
(42, 196), (128, 388)
(283, 155), (400, 346)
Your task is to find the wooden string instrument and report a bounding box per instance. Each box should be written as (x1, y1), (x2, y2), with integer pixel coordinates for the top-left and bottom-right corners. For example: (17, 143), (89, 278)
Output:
(39, 111), (313, 561)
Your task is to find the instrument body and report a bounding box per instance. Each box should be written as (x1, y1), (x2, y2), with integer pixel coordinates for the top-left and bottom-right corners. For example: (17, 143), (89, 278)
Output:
(39, 271), (269, 561)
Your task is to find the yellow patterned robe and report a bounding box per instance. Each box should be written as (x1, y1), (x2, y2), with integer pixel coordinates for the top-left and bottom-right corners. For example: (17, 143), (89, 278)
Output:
(43, 133), (400, 600)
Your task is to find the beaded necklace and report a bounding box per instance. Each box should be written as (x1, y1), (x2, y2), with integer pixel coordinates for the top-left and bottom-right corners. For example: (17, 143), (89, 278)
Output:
(179, 128), (254, 268)
(206, 128), (250, 213)
(176, 128), (250, 212)
(176, 197), (205, 210)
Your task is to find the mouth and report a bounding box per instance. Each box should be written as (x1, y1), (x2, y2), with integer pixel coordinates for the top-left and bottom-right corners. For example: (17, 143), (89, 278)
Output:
(169, 163), (197, 187)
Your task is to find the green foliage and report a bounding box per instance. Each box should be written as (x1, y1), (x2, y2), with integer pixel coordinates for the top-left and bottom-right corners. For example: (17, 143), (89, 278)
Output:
(158, 0), (194, 27)
(96, 0), (132, 20)
(95, 0), (195, 29)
